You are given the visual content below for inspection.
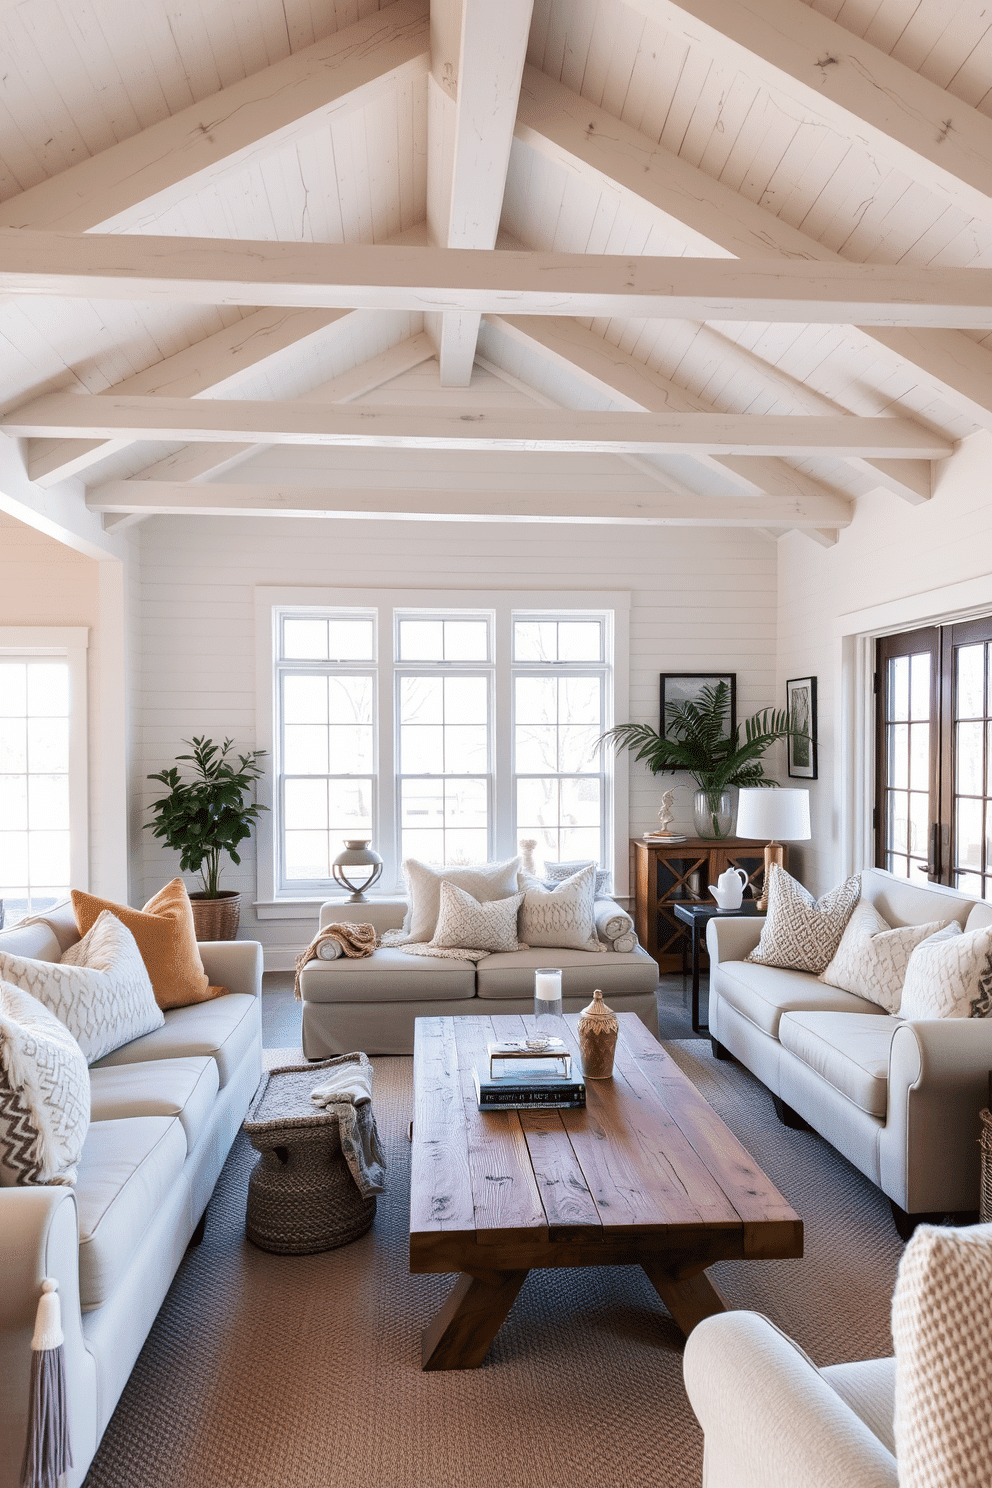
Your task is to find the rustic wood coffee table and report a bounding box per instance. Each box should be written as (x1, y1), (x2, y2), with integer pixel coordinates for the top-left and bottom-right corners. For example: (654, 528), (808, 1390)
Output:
(409, 1012), (802, 1370)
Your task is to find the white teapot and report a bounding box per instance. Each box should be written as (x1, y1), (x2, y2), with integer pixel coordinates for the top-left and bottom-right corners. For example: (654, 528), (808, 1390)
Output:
(708, 866), (748, 911)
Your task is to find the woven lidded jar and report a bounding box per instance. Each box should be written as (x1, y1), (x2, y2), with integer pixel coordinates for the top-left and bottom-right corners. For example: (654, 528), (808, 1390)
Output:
(577, 989), (620, 1080)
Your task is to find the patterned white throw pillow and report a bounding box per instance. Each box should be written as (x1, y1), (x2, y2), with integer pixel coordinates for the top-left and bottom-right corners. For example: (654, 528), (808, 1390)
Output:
(433, 882), (526, 953)
(544, 861), (612, 896)
(892, 1222), (992, 1487)
(0, 980), (89, 1186)
(518, 864), (605, 953)
(899, 922), (992, 1020)
(400, 857), (521, 944)
(0, 910), (164, 1063)
(746, 864), (861, 975)
(819, 901), (951, 1014)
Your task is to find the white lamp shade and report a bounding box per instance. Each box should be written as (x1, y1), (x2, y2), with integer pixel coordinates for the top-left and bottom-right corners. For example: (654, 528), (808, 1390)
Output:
(736, 788), (811, 841)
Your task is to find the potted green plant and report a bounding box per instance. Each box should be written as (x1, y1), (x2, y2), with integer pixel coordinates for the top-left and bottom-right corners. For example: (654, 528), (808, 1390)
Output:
(600, 681), (805, 839)
(145, 736), (267, 939)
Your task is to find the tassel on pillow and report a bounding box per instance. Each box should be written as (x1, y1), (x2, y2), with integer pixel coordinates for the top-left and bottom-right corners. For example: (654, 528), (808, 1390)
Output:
(21, 1278), (71, 1488)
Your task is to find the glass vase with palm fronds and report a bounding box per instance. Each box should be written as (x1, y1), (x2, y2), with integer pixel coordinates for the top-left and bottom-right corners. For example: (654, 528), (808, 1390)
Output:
(600, 681), (807, 839)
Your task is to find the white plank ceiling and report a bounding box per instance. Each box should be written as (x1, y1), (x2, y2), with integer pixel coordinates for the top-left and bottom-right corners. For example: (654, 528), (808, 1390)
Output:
(2, 0), (991, 539)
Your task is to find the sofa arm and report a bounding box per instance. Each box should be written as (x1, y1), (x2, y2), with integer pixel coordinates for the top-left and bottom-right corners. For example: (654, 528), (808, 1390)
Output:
(684, 1312), (897, 1488)
(199, 939), (263, 999)
(0, 1188), (97, 1488)
(706, 915), (765, 965)
(881, 1018), (992, 1213)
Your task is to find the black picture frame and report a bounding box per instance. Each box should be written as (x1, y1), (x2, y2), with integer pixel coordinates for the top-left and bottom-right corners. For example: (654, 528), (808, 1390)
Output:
(786, 675), (818, 779)
(660, 673), (737, 740)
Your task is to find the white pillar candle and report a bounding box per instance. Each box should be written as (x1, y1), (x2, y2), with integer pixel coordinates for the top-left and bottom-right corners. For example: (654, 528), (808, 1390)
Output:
(534, 969), (562, 1002)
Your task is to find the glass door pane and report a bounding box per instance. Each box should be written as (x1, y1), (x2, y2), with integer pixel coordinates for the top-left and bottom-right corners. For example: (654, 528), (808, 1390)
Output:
(876, 629), (938, 881)
(948, 625), (992, 898)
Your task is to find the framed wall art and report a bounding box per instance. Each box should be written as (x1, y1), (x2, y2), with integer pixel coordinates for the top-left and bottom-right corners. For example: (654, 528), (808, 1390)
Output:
(786, 675), (818, 779)
(660, 673), (736, 740)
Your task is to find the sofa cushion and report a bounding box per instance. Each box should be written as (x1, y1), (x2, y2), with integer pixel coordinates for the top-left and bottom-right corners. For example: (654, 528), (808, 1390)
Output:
(75, 1115), (187, 1310)
(476, 945), (658, 999)
(89, 1056), (219, 1153)
(89, 993), (258, 1087)
(779, 1012), (899, 1118)
(715, 960), (881, 1039)
(300, 948), (476, 1004)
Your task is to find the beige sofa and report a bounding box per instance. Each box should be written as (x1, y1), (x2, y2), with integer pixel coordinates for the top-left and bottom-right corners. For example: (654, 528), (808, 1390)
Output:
(0, 902), (263, 1488)
(299, 896), (660, 1057)
(706, 868), (992, 1233)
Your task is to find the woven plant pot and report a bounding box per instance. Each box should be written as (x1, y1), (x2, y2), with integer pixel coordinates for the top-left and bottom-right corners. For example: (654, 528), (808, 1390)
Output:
(189, 890), (241, 941)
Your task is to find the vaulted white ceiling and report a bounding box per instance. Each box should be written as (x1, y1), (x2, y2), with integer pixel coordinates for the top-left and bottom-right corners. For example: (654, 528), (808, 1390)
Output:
(2, 0), (991, 547)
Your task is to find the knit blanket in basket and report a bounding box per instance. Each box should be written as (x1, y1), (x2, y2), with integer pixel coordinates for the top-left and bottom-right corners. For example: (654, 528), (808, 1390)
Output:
(295, 922), (377, 999)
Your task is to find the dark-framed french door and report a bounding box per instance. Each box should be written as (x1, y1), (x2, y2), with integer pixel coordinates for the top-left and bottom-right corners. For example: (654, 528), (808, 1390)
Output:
(875, 616), (992, 897)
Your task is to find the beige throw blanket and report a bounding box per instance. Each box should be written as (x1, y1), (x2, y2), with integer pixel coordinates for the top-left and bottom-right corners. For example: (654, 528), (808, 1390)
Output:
(294, 922), (377, 1000)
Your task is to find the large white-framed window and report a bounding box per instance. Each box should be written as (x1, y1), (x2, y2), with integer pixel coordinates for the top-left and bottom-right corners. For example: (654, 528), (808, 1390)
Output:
(254, 589), (629, 908)
(0, 628), (88, 927)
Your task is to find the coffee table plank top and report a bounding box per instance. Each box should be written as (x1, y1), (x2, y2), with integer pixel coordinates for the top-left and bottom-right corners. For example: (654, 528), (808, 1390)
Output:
(409, 1015), (475, 1238)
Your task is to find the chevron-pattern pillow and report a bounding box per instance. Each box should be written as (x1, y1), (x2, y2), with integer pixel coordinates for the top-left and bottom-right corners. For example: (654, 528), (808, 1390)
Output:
(746, 864), (861, 974)
(0, 980), (89, 1186)
(0, 910), (163, 1064)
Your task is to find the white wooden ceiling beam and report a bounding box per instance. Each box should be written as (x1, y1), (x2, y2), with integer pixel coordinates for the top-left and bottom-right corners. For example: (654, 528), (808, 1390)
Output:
(27, 307), (354, 487)
(515, 67), (992, 434)
(427, 0), (534, 385)
(0, 0), (429, 235)
(0, 432), (123, 562)
(486, 313), (906, 504)
(4, 231), (991, 326)
(128, 333), (437, 485)
(85, 479), (852, 530)
(5, 394), (950, 457)
(623, 0), (992, 228)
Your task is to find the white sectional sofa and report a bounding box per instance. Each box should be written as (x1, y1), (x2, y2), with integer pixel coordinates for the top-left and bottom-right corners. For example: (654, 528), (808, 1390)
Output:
(0, 902), (263, 1488)
(299, 897), (660, 1057)
(706, 868), (992, 1233)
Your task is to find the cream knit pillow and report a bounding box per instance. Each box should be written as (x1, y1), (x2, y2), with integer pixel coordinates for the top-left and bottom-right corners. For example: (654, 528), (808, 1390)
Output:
(899, 922), (992, 1020)
(893, 1222), (992, 1487)
(518, 864), (604, 953)
(433, 883), (526, 954)
(820, 901), (950, 1014)
(746, 864), (861, 975)
(400, 857), (521, 944)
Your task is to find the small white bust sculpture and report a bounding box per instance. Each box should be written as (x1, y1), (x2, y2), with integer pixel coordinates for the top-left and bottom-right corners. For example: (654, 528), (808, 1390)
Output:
(657, 789), (676, 834)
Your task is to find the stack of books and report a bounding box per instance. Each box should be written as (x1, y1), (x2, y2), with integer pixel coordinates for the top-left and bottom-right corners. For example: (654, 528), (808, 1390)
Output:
(475, 1040), (586, 1111)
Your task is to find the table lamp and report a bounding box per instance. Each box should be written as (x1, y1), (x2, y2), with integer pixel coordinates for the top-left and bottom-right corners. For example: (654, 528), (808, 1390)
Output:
(735, 789), (811, 911)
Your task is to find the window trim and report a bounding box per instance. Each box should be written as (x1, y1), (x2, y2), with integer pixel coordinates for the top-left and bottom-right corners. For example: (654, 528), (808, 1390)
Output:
(254, 587), (630, 913)
(0, 626), (89, 901)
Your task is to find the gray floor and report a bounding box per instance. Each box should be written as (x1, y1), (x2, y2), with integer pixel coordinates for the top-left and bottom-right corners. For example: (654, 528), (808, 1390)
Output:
(260, 970), (705, 1050)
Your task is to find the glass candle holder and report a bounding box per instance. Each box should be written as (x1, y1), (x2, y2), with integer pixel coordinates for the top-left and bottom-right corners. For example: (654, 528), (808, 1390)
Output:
(534, 968), (563, 1031)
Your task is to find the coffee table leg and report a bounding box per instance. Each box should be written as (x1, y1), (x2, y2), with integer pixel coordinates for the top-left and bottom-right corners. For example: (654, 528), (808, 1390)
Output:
(641, 1261), (729, 1337)
(421, 1269), (529, 1370)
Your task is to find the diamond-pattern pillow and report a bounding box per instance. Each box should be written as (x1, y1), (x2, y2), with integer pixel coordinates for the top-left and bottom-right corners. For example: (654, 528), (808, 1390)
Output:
(518, 864), (605, 953)
(0, 980), (89, 1186)
(819, 901), (951, 1013)
(746, 864), (861, 975)
(0, 910), (164, 1063)
(899, 922), (992, 1019)
(892, 1222), (992, 1487)
(433, 882), (526, 953)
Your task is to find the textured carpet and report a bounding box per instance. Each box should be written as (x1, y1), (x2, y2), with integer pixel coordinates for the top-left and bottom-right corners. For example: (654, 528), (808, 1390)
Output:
(82, 1043), (904, 1488)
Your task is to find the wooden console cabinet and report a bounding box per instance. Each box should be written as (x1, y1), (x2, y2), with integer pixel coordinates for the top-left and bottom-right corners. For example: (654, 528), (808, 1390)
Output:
(630, 837), (787, 974)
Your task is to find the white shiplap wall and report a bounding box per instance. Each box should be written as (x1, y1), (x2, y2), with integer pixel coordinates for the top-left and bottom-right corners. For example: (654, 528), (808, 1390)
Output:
(134, 513), (777, 962)
(777, 431), (992, 896)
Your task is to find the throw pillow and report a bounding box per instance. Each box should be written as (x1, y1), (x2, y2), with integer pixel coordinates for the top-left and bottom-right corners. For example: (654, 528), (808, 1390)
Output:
(72, 878), (227, 1010)
(0, 910), (164, 1063)
(746, 864), (861, 975)
(0, 980), (89, 1186)
(400, 857), (521, 944)
(892, 1221), (992, 1487)
(899, 922), (992, 1019)
(518, 864), (604, 953)
(819, 901), (951, 1014)
(433, 882), (526, 953)
(544, 860), (612, 896)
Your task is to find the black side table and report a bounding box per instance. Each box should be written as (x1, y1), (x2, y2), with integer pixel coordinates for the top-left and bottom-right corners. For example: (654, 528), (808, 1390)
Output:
(672, 900), (762, 1035)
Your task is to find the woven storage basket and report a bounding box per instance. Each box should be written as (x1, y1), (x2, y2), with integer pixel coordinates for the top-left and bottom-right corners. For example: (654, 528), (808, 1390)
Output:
(981, 1108), (992, 1224)
(243, 1054), (378, 1254)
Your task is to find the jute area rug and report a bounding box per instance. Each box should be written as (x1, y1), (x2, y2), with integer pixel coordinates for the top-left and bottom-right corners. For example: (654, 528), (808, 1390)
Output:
(83, 1042), (904, 1488)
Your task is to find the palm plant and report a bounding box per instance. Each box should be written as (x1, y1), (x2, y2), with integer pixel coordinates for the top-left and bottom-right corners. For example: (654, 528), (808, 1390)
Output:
(600, 681), (807, 838)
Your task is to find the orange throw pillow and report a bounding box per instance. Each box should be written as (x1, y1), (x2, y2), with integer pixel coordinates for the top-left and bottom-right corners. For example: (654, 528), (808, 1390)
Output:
(71, 879), (228, 1010)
